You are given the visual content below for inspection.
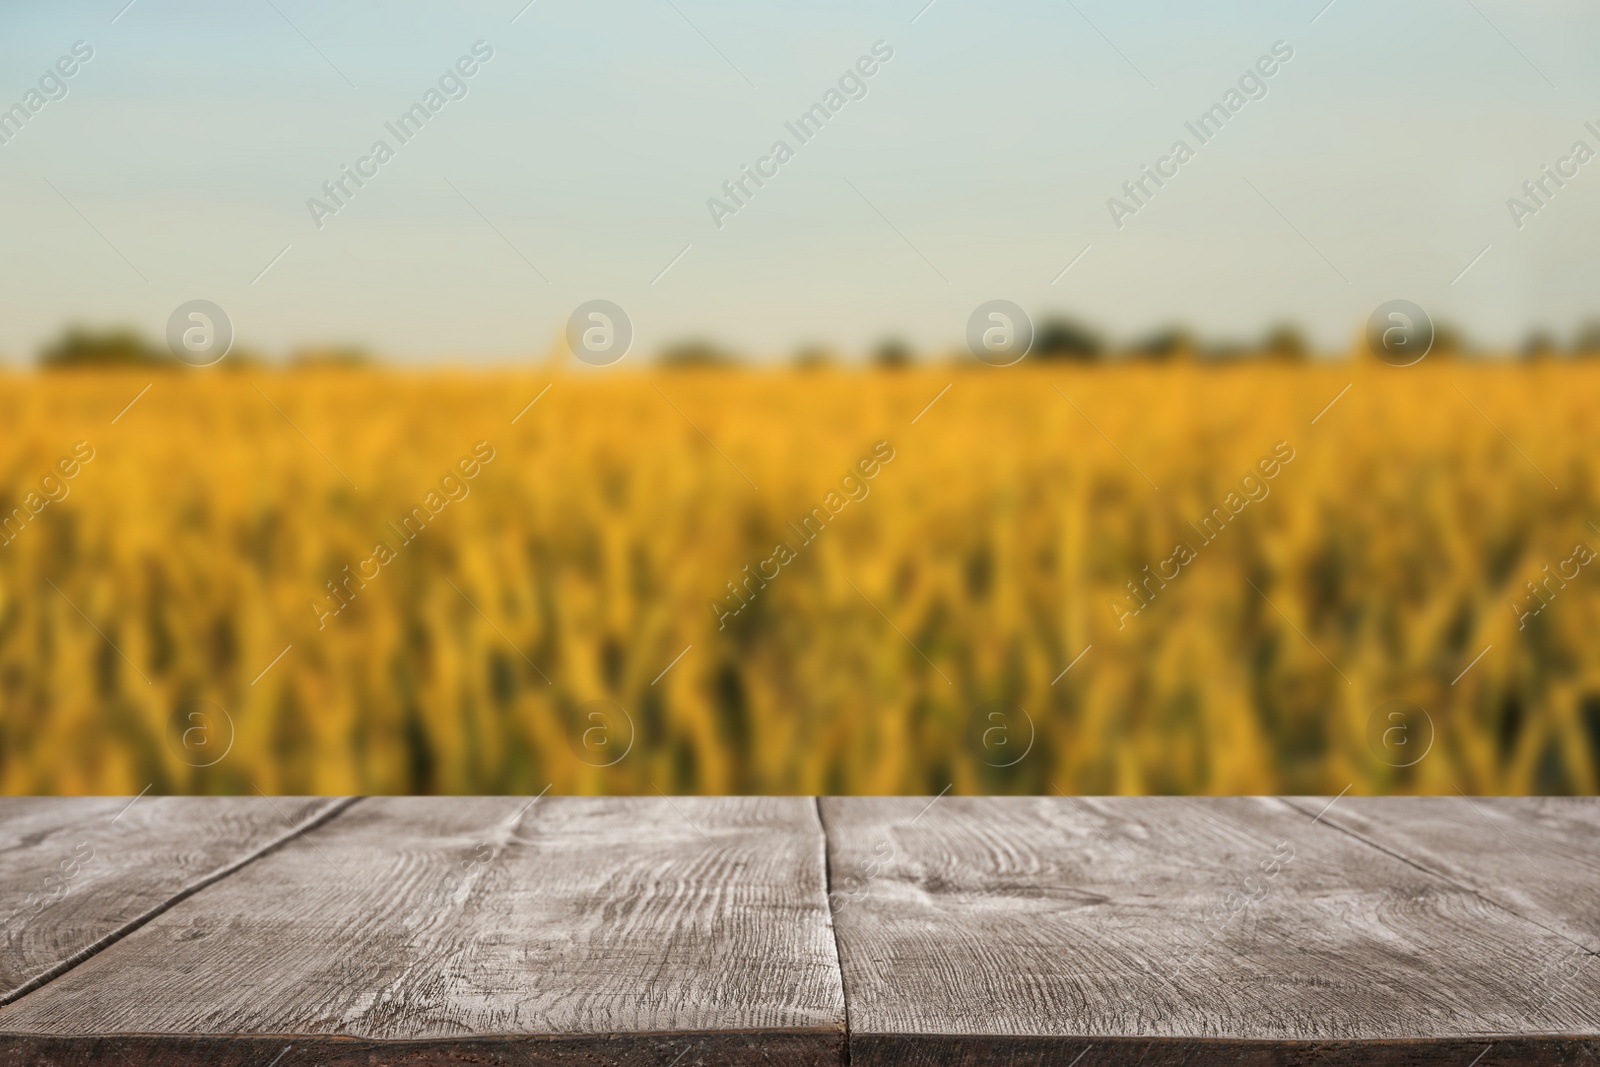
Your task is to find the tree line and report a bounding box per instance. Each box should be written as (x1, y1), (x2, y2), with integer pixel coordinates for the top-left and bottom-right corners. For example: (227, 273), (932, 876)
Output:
(26, 319), (1600, 369)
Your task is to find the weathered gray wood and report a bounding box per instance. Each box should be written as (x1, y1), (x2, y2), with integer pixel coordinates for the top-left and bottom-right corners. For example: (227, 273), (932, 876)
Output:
(819, 796), (1600, 1066)
(6, 796), (1600, 1066)
(0, 796), (351, 1005)
(0, 797), (845, 1067)
(1282, 795), (1600, 949)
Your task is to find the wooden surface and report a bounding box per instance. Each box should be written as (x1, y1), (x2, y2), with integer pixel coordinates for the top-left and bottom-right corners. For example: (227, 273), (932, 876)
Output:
(1280, 795), (1600, 947)
(820, 796), (1600, 1065)
(0, 796), (844, 1066)
(0, 795), (350, 1005)
(2, 796), (1598, 1066)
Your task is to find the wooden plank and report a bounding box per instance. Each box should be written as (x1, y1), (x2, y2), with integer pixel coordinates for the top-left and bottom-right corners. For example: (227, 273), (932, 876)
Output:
(0, 795), (350, 1005)
(0, 796), (845, 1067)
(819, 796), (1600, 1066)
(1281, 795), (1600, 949)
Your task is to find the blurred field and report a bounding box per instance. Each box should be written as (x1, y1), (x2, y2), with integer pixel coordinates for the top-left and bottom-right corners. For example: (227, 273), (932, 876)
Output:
(1, 359), (1597, 796)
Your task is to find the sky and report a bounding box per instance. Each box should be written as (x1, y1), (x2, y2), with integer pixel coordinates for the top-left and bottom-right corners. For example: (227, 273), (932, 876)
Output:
(0, 0), (1597, 363)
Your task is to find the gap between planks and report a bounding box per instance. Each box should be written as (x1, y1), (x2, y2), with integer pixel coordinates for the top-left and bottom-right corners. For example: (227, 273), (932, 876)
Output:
(0, 796), (363, 1009)
(1276, 796), (1600, 960)
(814, 796), (853, 1065)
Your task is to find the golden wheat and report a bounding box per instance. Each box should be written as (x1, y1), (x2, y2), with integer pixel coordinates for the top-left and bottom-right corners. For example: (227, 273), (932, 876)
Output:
(1, 359), (1596, 796)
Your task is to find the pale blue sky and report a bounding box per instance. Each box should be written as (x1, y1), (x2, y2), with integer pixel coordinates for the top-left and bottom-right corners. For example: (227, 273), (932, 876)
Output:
(0, 0), (1596, 362)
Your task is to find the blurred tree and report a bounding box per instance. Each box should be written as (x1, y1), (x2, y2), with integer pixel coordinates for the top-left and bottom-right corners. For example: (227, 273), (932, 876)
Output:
(291, 345), (371, 367)
(1521, 331), (1557, 361)
(39, 326), (162, 368)
(1204, 342), (1250, 362)
(1033, 317), (1103, 361)
(659, 339), (735, 367)
(1129, 326), (1196, 362)
(1263, 323), (1308, 361)
(1575, 321), (1600, 357)
(1432, 323), (1467, 358)
(872, 338), (913, 368)
(792, 344), (836, 371)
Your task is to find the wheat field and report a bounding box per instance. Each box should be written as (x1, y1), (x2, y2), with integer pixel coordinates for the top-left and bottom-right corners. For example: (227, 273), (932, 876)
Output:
(1, 358), (1596, 796)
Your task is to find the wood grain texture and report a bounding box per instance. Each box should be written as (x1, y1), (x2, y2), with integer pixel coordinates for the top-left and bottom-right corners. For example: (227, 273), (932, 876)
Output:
(0, 795), (350, 1005)
(1282, 795), (1600, 948)
(6, 797), (1600, 1067)
(0, 796), (845, 1067)
(819, 796), (1600, 1066)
